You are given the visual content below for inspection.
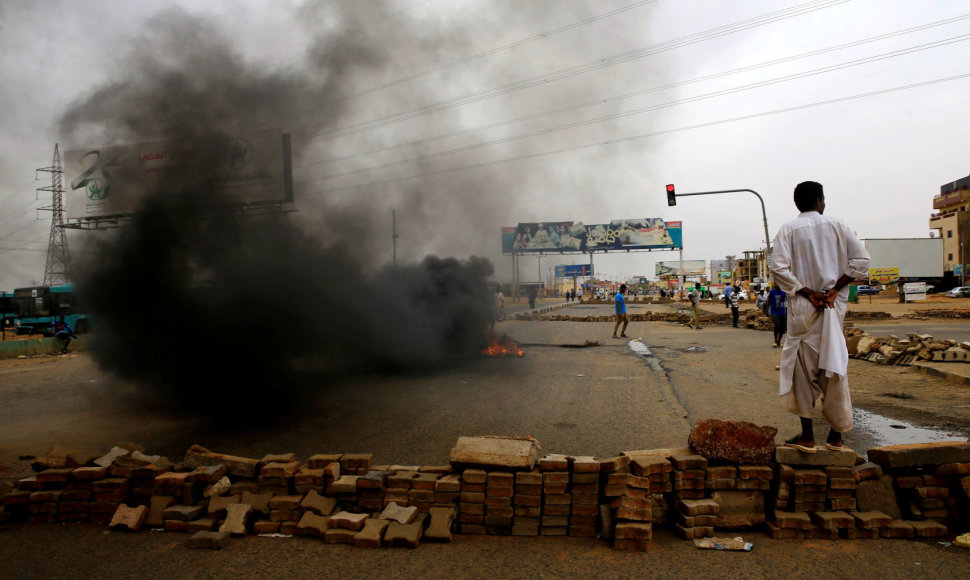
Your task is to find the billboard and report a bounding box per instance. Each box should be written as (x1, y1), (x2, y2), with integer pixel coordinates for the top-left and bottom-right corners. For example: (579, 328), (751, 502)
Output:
(64, 129), (291, 221)
(555, 264), (591, 277)
(862, 239), (943, 278)
(503, 219), (682, 254)
(869, 267), (900, 284)
(656, 260), (706, 277)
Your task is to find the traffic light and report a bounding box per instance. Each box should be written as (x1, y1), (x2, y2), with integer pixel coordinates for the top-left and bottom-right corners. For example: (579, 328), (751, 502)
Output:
(666, 183), (676, 206)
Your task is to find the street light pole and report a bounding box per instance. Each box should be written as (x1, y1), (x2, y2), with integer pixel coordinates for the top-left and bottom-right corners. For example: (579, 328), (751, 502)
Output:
(667, 188), (772, 256)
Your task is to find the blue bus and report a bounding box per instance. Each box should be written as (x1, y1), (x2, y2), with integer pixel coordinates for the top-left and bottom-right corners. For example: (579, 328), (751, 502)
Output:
(10, 283), (93, 336)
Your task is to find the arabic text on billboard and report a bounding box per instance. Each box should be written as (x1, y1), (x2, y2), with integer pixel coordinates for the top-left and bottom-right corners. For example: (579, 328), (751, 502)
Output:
(505, 219), (682, 254)
(869, 267), (900, 284)
(65, 129), (289, 221)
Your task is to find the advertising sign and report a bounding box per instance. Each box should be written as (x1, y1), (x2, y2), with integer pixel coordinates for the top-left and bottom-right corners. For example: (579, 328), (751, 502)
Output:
(869, 267), (900, 285)
(555, 264), (591, 277)
(655, 260), (706, 277)
(903, 282), (927, 302)
(65, 129), (291, 221)
(505, 219), (682, 254)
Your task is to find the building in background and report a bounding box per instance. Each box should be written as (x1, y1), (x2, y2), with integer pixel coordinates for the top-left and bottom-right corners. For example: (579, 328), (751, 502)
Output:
(930, 174), (970, 279)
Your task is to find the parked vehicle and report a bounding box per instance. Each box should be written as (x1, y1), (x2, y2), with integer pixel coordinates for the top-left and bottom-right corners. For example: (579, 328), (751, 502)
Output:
(855, 285), (880, 295)
(946, 286), (970, 298)
(10, 283), (92, 335)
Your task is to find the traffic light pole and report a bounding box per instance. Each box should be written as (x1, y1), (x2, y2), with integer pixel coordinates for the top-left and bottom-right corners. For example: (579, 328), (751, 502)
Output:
(670, 188), (772, 256)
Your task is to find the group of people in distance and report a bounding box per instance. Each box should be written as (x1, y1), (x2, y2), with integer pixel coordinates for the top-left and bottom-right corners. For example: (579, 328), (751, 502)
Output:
(607, 181), (869, 454)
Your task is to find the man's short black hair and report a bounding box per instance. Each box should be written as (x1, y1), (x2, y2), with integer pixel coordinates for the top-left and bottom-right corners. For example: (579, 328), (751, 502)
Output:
(619, 284), (627, 292)
(794, 181), (824, 212)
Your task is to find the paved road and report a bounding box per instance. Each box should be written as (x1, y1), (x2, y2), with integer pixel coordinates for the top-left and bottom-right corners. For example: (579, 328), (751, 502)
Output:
(1, 312), (968, 577)
(852, 321), (970, 344)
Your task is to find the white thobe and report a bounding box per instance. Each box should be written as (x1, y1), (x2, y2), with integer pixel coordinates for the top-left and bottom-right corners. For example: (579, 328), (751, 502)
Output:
(770, 211), (870, 431)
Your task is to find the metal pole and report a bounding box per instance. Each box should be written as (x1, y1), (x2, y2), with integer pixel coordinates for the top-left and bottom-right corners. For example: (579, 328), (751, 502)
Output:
(672, 189), (772, 255)
(392, 209), (398, 266)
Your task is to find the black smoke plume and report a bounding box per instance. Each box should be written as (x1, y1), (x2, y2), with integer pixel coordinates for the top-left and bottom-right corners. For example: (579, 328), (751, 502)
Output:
(61, 5), (499, 421)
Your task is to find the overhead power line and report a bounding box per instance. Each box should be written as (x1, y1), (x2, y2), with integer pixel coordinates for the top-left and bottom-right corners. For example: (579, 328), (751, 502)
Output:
(294, 72), (970, 195)
(324, 0), (660, 106)
(298, 0), (850, 144)
(298, 13), (970, 172)
(306, 34), (970, 181)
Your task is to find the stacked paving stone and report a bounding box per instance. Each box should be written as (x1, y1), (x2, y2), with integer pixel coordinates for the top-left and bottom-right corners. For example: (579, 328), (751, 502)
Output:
(569, 457), (600, 538)
(458, 468), (486, 534)
(675, 499), (718, 539)
(5, 436), (970, 551)
(866, 442), (970, 537)
(539, 454), (570, 537)
(512, 469), (542, 536)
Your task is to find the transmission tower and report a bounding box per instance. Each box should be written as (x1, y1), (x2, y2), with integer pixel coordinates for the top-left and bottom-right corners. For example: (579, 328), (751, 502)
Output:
(37, 143), (72, 285)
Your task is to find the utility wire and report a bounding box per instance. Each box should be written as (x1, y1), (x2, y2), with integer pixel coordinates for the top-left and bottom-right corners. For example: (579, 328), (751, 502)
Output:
(323, 0), (660, 106)
(294, 72), (970, 195)
(297, 0), (850, 144)
(299, 13), (970, 171)
(305, 34), (970, 181)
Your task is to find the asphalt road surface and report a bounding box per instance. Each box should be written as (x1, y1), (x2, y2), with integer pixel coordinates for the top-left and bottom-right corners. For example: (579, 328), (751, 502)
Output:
(1, 306), (969, 577)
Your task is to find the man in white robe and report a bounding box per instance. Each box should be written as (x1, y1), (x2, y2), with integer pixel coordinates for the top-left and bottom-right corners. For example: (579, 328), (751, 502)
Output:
(769, 181), (870, 452)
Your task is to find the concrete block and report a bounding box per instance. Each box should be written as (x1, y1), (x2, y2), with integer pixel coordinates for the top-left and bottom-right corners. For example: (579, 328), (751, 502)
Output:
(855, 475), (901, 519)
(219, 503), (252, 536)
(163, 504), (205, 521)
(384, 519), (425, 548)
(449, 436), (540, 471)
(300, 489), (337, 516)
(775, 446), (857, 467)
(295, 511), (330, 537)
(908, 519), (948, 537)
(207, 494), (240, 516)
(380, 502), (418, 524)
(188, 465), (228, 483)
(240, 491), (273, 516)
(353, 518), (389, 548)
(94, 447), (130, 468)
(868, 441), (970, 470)
(109, 504), (148, 531)
(145, 496), (174, 527)
(324, 528), (357, 544)
(183, 445), (259, 478)
(330, 510), (369, 531)
(711, 491), (765, 529)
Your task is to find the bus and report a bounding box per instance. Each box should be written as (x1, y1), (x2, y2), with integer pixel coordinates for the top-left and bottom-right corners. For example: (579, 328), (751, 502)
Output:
(10, 283), (93, 336)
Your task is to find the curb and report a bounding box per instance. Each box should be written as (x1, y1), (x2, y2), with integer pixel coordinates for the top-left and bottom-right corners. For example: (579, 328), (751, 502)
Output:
(910, 362), (970, 385)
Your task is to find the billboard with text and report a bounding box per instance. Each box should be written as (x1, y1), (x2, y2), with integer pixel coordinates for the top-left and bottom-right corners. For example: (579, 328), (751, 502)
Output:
(65, 129), (291, 221)
(656, 260), (706, 277)
(503, 219), (682, 254)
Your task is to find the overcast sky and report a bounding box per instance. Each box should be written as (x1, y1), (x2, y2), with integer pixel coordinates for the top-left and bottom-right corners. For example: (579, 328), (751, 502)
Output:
(1, 0), (968, 290)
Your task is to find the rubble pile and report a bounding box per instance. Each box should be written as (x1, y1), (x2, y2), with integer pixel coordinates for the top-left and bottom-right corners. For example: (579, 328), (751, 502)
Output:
(848, 329), (970, 366)
(2, 432), (968, 551)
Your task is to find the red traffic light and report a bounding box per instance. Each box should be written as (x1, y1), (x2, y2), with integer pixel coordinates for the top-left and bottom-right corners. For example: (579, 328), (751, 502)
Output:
(666, 183), (676, 206)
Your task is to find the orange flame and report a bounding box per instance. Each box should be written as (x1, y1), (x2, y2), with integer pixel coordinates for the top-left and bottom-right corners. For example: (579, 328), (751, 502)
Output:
(483, 334), (524, 357)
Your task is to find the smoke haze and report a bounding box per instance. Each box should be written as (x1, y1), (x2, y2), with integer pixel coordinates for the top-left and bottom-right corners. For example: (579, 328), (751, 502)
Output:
(60, 2), (515, 421)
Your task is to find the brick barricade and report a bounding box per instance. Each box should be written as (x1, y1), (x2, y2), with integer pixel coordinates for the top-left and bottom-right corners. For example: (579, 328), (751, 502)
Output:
(2, 439), (967, 550)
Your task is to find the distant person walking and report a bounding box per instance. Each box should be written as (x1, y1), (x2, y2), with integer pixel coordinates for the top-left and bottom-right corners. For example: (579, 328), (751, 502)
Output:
(612, 284), (629, 339)
(728, 285), (740, 327)
(770, 180), (870, 453)
(528, 289), (537, 310)
(768, 285), (788, 347)
(688, 283), (702, 329)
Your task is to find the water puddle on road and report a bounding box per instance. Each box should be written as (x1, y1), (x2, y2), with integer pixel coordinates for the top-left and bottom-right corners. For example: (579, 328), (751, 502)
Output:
(627, 339), (664, 372)
(854, 408), (964, 446)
